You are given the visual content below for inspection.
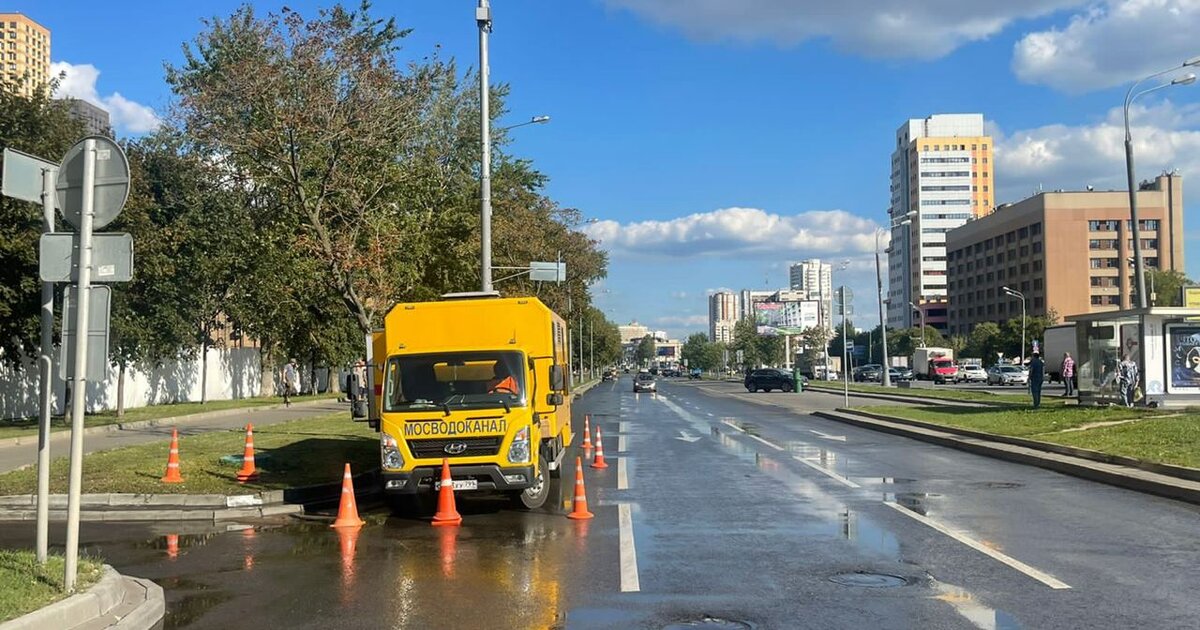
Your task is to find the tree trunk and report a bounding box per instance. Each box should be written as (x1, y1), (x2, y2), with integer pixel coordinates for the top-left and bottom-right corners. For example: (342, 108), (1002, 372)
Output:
(116, 362), (126, 418)
(259, 342), (274, 398)
(200, 327), (210, 404)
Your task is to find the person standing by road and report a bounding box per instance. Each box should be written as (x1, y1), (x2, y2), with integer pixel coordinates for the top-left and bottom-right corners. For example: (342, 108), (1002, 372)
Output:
(283, 358), (301, 407)
(1118, 355), (1139, 408)
(350, 358), (367, 403)
(1062, 352), (1076, 398)
(1028, 351), (1045, 409)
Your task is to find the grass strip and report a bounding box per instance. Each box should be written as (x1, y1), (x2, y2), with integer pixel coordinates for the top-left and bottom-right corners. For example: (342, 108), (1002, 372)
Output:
(0, 549), (104, 622)
(856, 404), (1147, 438)
(1037, 416), (1200, 469)
(810, 382), (1037, 404)
(0, 412), (377, 496)
(0, 393), (340, 440)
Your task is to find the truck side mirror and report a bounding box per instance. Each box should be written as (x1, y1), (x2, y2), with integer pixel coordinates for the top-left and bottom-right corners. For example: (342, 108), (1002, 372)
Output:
(549, 365), (565, 391)
(547, 392), (564, 407)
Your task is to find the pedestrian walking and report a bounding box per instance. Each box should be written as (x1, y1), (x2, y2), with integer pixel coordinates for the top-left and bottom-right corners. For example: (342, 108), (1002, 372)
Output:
(283, 358), (301, 407)
(1062, 352), (1076, 398)
(1028, 351), (1045, 409)
(350, 358), (367, 403)
(1117, 355), (1139, 408)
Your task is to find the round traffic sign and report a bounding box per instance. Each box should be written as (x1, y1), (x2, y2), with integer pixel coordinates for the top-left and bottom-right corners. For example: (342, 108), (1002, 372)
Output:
(55, 136), (130, 230)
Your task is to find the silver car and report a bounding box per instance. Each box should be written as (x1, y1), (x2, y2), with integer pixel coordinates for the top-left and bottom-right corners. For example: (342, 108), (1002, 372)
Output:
(987, 365), (1028, 386)
(633, 372), (657, 393)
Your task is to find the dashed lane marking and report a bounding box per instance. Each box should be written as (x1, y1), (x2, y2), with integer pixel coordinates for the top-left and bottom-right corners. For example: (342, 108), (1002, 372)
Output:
(884, 501), (1071, 590)
(617, 456), (629, 490)
(792, 456), (861, 489)
(720, 420), (785, 451)
(619, 503), (641, 592)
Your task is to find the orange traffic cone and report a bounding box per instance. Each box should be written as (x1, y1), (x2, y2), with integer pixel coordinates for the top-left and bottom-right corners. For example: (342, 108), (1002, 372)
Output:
(165, 534), (179, 560)
(160, 429), (184, 483)
(591, 426), (609, 469)
(581, 415), (593, 455)
(567, 457), (594, 520)
(236, 423), (259, 482)
(331, 463), (366, 528)
(431, 458), (462, 526)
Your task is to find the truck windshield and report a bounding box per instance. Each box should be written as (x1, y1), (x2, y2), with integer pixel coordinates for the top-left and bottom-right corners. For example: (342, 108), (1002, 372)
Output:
(383, 351), (526, 413)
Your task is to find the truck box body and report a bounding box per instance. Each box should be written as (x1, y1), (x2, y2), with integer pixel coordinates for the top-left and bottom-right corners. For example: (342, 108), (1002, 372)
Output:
(1042, 324), (1077, 382)
(913, 347), (958, 383)
(368, 296), (573, 506)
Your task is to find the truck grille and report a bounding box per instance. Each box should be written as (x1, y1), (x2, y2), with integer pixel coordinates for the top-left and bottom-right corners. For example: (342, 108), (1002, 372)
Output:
(410, 436), (502, 459)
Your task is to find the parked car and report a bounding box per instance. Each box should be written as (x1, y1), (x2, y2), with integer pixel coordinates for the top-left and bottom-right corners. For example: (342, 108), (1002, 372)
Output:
(745, 368), (800, 393)
(987, 365), (1028, 386)
(959, 364), (988, 383)
(633, 372), (657, 393)
(853, 364), (883, 382)
(888, 367), (915, 382)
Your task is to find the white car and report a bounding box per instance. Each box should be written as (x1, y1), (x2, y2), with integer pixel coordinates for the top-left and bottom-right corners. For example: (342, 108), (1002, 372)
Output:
(959, 365), (988, 383)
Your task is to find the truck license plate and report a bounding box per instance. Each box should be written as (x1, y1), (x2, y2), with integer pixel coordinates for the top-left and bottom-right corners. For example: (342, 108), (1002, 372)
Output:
(435, 479), (478, 491)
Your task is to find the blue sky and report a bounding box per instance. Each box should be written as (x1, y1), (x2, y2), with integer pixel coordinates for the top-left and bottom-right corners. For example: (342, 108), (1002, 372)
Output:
(41, 0), (1200, 338)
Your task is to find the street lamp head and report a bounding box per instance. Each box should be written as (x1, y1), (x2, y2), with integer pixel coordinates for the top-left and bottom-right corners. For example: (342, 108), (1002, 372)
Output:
(1172, 73), (1197, 86)
(1184, 55), (1200, 67)
(1001, 285), (1011, 292)
(531, 115), (551, 124)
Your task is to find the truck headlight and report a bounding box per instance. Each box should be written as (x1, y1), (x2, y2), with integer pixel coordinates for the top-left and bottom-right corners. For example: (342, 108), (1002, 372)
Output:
(507, 426), (530, 464)
(381, 432), (404, 470)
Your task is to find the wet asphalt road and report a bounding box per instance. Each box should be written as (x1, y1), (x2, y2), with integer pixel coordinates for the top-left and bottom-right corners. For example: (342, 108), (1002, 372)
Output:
(2, 376), (1198, 629)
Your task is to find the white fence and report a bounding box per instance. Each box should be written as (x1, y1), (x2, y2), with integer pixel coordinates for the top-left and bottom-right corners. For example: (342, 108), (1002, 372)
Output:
(0, 347), (263, 420)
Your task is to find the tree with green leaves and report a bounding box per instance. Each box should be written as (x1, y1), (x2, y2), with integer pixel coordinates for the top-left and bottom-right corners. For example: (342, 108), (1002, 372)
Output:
(1147, 269), (1193, 306)
(729, 319), (761, 369)
(635, 335), (655, 365)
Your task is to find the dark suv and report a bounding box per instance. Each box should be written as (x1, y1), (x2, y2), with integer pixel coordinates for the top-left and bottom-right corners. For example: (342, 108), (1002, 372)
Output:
(744, 368), (797, 393)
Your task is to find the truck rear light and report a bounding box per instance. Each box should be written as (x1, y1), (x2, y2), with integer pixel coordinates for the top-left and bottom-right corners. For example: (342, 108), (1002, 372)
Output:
(374, 384), (383, 397)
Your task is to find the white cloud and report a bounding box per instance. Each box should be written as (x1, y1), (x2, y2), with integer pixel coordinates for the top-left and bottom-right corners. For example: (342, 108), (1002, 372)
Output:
(604, 0), (1084, 59)
(51, 61), (161, 134)
(994, 100), (1200, 202)
(1013, 0), (1200, 93)
(584, 207), (881, 259)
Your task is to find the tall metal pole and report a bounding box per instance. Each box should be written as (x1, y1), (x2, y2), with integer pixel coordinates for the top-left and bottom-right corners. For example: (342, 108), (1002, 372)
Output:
(841, 287), (849, 407)
(876, 231), (891, 387)
(36, 167), (55, 563)
(1020, 296), (1027, 366)
(477, 0), (493, 293)
(64, 139), (97, 591)
(589, 317), (594, 380)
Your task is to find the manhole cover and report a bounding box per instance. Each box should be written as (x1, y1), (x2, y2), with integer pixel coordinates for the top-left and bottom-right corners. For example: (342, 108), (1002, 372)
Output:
(829, 572), (908, 588)
(662, 616), (754, 630)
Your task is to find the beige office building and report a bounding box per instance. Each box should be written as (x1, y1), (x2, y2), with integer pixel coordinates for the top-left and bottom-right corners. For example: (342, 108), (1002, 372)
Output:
(945, 174), (1184, 336)
(0, 13), (50, 97)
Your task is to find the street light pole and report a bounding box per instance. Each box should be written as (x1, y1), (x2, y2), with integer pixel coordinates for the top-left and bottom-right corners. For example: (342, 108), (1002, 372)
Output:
(477, 0), (493, 293)
(1003, 286), (1026, 365)
(875, 228), (891, 387)
(909, 302), (925, 348)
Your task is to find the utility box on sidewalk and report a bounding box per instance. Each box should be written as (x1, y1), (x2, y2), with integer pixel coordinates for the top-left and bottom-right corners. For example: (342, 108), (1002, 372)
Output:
(793, 368), (803, 393)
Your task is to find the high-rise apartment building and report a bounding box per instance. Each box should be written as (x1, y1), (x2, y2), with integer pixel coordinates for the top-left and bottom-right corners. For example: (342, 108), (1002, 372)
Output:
(67, 98), (111, 135)
(708, 291), (740, 343)
(789, 259), (832, 329)
(887, 114), (993, 332)
(0, 13), (50, 98)
(945, 174), (1184, 335)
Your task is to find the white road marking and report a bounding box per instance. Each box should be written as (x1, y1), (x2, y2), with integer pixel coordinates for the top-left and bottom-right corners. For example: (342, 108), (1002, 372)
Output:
(674, 430), (701, 443)
(720, 420), (784, 451)
(617, 456), (629, 489)
(884, 501), (1071, 590)
(619, 503), (641, 592)
(810, 430), (847, 442)
(620, 421), (629, 433)
(792, 456), (861, 488)
(618, 434), (627, 452)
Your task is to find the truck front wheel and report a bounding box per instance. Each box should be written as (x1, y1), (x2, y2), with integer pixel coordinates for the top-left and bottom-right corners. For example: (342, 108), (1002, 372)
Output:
(511, 457), (550, 510)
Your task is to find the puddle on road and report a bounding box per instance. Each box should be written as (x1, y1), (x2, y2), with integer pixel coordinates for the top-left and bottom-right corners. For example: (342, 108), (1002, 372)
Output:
(931, 580), (1023, 630)
(164, 591), (234, 630)
(882, 492), (943, 517)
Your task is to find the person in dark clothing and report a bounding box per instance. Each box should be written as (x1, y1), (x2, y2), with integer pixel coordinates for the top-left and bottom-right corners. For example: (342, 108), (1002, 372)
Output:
(1028, 352), (1045, 409)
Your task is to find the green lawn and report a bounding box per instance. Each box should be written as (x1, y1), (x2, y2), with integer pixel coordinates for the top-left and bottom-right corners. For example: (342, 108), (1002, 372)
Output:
(1039, 416), (1200, 469)
(809, 382), (1040, 404)
(0, 412), (377, 495)
(855, 404), (1198, 468)
(858, 404), (1145, 437)
(0, 393), (339, 440)
(0, 549), (103, 622)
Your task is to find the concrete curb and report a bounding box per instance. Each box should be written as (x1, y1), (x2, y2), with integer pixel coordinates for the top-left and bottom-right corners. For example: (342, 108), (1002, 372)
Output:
(812, 409), (1200, 505)
(573, 379), (602, 397)
(0, 469), (381, 522)
(803, 385), (994, 407)
(0, 565), (163, 630)
(0, 398), (339, 448)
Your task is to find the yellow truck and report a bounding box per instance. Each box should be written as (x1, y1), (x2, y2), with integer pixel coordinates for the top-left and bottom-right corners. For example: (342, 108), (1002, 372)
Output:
(354, 293), (574, 510)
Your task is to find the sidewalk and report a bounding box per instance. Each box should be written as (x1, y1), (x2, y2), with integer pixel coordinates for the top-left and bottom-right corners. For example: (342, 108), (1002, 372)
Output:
(0, 400), (346, 474)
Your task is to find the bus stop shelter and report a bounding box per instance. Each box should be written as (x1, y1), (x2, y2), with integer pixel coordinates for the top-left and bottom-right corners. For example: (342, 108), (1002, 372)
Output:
(1066, 307), (1200, 408)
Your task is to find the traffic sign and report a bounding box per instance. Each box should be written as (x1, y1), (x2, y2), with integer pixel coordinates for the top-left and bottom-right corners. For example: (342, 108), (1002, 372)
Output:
(39, 232), (133, 283)
(529, 261), (567, 282)
(1, 148), (57, 204)
(60, 285), (111, 381)
(55, 136), (130, 230)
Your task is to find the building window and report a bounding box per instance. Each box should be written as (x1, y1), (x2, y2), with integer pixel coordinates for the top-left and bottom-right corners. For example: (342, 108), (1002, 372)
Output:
(1033, 297), (1044, 309)
(1020, 246), (1030, 257)
(1020, 264), (1030, 275)
(1145, 257), (1159, 268)
(1091, 296), (1104, 305)
(1089, 239), (1118, 250)
(1032, 242), (1042, 254)
(1031, 222), (1042, 236)
(1090, 258), (1119, 269)
(971, 144), (977, 150)
(1033, 260), (1042, 272)
(982, 144), (988, 150)
(1033, 278), (1043, 290)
